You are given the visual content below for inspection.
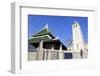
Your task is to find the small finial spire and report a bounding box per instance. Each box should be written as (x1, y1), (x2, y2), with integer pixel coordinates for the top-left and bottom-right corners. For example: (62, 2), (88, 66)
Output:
(56, 36), (59, 39)
(73, 20), (80, 27)
(45, 23), (48, 28)
(74, 20), (77, 24)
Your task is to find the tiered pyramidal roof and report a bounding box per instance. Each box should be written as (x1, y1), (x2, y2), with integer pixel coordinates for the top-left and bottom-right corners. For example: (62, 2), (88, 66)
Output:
(28, 24), (67, 50)
(29, 24), (55, 43)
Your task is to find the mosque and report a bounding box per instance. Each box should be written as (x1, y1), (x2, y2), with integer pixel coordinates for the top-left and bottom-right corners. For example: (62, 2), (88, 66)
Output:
(28, 21), (88, 61)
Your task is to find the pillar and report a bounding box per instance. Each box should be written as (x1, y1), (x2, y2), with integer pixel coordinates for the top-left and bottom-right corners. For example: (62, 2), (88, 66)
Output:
(47, 46), (54, 60)
(59, 44), (64, 59)
(38, 40), (44, 60)
(43, 49), (47, 60)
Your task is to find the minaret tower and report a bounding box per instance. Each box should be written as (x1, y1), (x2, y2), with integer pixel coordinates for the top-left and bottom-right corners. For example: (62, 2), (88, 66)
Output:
(72, 21), (85, 58)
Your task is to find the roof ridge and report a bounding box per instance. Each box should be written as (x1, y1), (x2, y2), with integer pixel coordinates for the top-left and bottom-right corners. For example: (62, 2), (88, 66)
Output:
(32, 24), (49, 37)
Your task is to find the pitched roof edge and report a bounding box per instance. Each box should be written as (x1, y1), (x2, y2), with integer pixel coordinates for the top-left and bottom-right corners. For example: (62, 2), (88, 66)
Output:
(29, 35), (52, 40)
(32, 24), (49, 37)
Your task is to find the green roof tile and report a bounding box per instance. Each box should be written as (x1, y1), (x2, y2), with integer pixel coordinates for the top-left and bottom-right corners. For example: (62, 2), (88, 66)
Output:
(33, 28), (48, 37)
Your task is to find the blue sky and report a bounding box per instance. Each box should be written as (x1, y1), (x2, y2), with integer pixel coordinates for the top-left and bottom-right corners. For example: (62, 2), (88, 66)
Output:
(28, 15), (88, 46)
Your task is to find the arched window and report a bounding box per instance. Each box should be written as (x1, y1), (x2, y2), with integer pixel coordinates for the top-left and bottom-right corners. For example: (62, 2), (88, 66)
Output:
(80, 50), (83, 58)
(74, 25), (76, 28)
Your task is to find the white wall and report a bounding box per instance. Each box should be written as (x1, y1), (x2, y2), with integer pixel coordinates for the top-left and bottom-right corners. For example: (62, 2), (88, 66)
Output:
(0, 0), (100, 76)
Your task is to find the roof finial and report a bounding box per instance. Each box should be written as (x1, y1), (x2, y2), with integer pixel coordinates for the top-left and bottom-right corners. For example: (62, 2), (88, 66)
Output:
(56, 36), (59, 39)
(74, 20), (77, 24)
(45, 23), (48, 28)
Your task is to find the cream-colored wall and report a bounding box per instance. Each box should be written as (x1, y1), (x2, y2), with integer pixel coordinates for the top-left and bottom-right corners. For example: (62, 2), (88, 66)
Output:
(28, 52), (38, 61)
(28, 49), (65, 61)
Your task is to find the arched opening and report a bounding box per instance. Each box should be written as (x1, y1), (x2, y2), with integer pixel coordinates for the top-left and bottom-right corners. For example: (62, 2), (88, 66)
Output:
(80, 50), (83, 58)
